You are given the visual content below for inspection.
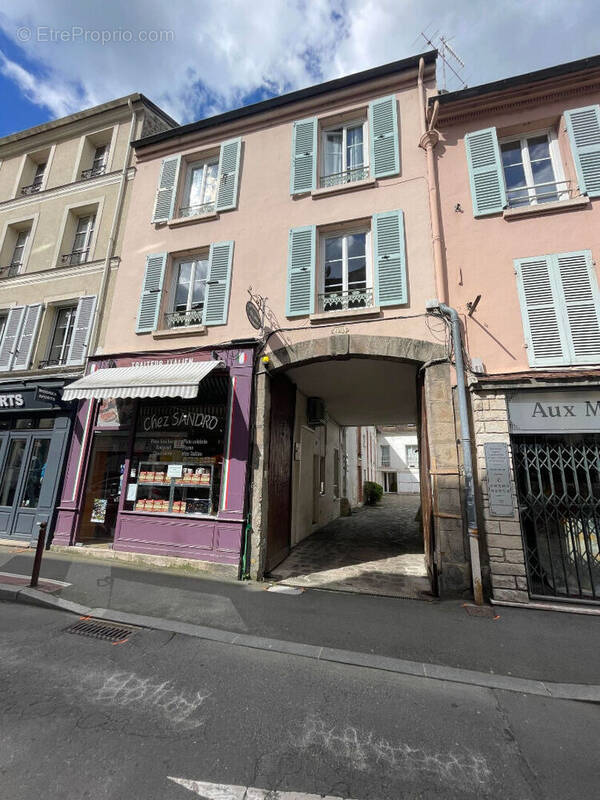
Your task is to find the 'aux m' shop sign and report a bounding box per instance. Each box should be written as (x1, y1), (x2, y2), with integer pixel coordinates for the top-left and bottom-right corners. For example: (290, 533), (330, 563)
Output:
(508, 390), (600, 434)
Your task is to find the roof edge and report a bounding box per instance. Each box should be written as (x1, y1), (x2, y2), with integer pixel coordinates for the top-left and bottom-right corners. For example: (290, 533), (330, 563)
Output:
(132, 49), (437, 150)
(0, 93), (177, 148)
(431, 53), (600, 108)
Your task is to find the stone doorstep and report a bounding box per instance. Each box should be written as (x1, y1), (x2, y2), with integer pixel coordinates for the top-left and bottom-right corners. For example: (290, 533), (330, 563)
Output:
(49, 544), (239, 578)
(0, 538), (31, 549)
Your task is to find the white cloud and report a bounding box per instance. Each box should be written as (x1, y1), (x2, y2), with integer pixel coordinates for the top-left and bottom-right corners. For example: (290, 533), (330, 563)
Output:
(0, 0), (598, 127)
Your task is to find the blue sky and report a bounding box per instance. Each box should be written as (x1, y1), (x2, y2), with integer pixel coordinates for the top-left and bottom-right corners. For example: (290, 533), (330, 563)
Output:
(0, 1), (598, 138)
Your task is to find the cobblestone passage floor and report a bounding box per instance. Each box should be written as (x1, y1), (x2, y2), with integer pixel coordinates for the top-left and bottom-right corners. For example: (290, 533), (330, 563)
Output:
(269, 494), (432, 599)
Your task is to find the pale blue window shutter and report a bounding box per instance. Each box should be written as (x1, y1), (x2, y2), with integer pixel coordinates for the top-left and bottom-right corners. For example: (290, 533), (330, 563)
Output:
(369, 95), (400, 178)
(152, 155), (181, 222)
(564, 106), (600, 197)
(67, 295), (97, 365)
(514, 256), (568, 366)
(13, 304), (43, 370)
(0, 306), (26, 372)
(203, 241), (234, 326)
(216, 138), (242, 211)
(290, 118), (317, 194)
(464, 128), (507, 216)
(136, 253), (167, 333)
(373, 210), (407, 306)
(286, 226), (315, 317)
(555, 250), (600, 364)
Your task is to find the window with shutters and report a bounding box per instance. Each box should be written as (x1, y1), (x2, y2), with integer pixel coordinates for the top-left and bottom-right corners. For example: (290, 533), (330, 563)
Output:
(515, 249), (600, 367)
(320, 118), (369, 188)
(43, 306), (77, 368)
(166, 255), (209, 329)
(319, 227), (373, 313)
(500, 131), (568, 208)
(179, 159), (219, 217)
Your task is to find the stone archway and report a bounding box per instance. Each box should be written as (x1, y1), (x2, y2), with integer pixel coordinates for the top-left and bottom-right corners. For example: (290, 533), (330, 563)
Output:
(248, 333), (470, 598)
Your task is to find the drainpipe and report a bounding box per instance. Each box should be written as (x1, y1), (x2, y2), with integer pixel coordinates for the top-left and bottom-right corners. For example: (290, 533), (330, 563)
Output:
(426, 300), (483, 605)
(88, 98), (138, 357)
(418, 56), (447, 304)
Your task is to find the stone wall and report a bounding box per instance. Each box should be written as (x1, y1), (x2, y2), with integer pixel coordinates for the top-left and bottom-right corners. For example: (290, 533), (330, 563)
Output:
(471, 390), (529, 604)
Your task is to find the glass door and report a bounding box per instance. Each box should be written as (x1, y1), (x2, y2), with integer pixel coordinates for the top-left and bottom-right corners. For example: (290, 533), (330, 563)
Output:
(0, 437), (27, 510)
(77, 433), (129, 544)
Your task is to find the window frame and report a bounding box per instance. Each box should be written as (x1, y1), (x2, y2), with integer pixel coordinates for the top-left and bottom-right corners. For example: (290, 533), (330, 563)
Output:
(167, 254), (210, 327)
(180, 158), (219, 216)
(499, 129), (568, 207)
(71, 215), (95, 264)
(45, 304), (78, 367)
(405, 444), (419, 468)
(318, 225), (373, 309)
(11, 229), (30, 268)
(380, 444), (390, 467)
(320, 117), (369, 179)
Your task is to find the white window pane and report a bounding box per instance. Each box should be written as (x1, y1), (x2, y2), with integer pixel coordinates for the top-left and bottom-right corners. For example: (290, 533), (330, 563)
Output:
(325, 236), (343, 261)
(346, 126), (364, 169)
(347, 233), (366, 258)
(527, 135), (551, 161)
(203, 164), (219, 203)
(187, 166), (205, 207)
(175, 262), (193, 310)
(325, 131), (343, 175)
(501, 141), (522, 167)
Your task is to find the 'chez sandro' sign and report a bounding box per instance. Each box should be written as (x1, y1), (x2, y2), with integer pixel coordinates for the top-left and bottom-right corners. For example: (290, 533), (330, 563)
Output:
(508, 390), (600, 433)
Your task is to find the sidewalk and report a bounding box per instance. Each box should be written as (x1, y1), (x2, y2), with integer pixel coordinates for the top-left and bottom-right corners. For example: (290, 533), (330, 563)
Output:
(1, 544), (598, 689)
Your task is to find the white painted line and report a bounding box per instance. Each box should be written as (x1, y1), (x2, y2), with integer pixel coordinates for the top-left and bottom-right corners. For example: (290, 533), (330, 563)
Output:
(168, 777), (354, 799)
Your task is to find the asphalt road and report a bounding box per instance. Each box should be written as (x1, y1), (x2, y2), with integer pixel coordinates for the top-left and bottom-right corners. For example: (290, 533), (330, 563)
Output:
(1, 602), (598, 800)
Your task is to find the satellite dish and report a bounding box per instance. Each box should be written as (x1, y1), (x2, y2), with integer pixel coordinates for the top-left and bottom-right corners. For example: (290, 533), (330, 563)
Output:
(246, 300), (262, 330)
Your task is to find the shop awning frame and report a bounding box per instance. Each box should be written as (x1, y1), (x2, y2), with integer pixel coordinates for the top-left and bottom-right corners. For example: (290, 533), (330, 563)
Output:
(62, 360), (225, 401)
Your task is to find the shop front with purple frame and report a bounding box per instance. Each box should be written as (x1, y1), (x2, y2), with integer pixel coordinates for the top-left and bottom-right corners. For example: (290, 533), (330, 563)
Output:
(53, 346), (254, 570)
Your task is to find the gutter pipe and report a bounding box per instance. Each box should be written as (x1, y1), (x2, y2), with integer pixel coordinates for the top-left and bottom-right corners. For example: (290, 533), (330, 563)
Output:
(431, 301), (483, 605)
(88, 98), (137, 358)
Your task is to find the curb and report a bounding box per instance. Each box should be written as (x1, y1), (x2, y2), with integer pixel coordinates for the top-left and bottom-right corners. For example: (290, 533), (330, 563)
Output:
(2, 583), (599, 703)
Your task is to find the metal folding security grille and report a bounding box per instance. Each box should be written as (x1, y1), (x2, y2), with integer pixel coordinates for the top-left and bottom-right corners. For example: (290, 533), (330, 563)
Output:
(64, 619), (135, 642)
(513, 434), (600, 602)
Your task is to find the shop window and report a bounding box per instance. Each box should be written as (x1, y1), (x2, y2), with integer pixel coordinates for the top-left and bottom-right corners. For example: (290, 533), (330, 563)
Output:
(14, 417), (55, 430)
(124, 377), (229, 517)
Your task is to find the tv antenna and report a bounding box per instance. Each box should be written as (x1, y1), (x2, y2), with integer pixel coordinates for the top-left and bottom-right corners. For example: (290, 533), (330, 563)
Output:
(419, 29), (467, 91)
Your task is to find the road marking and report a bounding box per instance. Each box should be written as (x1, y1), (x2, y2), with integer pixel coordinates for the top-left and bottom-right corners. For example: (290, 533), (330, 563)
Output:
(168, 777), (356, 799)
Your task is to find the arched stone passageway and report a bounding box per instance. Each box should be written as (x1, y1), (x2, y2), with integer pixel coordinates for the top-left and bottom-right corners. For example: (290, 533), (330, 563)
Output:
(249, 334), (471, 599)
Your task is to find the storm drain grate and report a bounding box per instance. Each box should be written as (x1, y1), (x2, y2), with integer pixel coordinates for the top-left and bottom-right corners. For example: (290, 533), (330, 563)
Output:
(64, 618), (135, 643)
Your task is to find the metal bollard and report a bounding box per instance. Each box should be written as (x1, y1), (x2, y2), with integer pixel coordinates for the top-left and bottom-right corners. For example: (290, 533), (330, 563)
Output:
(30, 521), (47, 588)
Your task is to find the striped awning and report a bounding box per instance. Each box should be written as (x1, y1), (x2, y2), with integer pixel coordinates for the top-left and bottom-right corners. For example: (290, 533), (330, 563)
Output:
(62, 360), (224, 401)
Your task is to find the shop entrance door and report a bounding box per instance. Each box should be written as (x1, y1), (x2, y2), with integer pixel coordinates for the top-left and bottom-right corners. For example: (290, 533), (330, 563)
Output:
(0, 433), (53, 540)
(513, 434), (600, 602)
(77, 433), (129, 545)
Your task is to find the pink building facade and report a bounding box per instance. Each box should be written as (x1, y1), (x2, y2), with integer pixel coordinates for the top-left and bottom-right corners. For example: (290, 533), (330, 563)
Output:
(435, 55), (600, 606)
(56, 51), (475, 597)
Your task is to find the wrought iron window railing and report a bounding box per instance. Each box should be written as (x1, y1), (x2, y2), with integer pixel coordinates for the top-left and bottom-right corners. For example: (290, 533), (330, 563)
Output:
(165, 308), (205, 329)
(318, 287), (374, 313)
(81, 165), (107, 180)
(20, 182), (43, 195)
(38, 357), (68, 369)
(320, 165), (369, 189)
(60, 250), (89, 266)
(178, 202), (216, 218)
(0, 263), (21, 280)
(506, 179), (573, 208)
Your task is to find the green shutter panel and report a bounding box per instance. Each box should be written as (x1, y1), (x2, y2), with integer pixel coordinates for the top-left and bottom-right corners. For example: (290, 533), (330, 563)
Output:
(136, 253), (167, 333)
(13, 304), (43, 370)
(564, 105), (600, 197)
(203, 241), (234, 326)
(369, 95), (400, 178)
(290, 118), (317, 194)
(0, 306), (25, 372)
(286, 226), (315, 317)
(67, 295), (97, 365)
(152, 155), (181, 222)
(373, 210), (407, 306)
(555, 250), (600, 363)
(216, 138), (242, 211)
(514, 256), (568, 366)
(464, 128), (507, 216)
